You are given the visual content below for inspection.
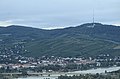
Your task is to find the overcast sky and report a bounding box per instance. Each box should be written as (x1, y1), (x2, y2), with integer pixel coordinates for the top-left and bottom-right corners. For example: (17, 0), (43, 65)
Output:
(0, 0), (120, 29)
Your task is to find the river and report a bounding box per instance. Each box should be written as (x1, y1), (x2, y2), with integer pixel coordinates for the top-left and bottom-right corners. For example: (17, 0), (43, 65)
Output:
(72, 66), (120, 74)
(16, 66), (120, 79)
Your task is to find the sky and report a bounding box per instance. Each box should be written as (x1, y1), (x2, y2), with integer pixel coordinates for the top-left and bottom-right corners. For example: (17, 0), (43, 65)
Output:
(0, 0), (120, 29)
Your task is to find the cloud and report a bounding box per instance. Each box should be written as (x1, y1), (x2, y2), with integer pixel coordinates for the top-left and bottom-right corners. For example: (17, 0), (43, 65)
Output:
(0, 19), (25, 26)
(0, 20), (13, 26)
(0, 0), (119, 28)
(42, 26), (66, 30)
(113, 22), (120, 26)
(114, 24), (120, 26)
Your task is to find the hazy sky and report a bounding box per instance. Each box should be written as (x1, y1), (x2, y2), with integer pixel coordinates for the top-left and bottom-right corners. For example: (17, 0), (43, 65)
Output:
(0, 0), (120, 29)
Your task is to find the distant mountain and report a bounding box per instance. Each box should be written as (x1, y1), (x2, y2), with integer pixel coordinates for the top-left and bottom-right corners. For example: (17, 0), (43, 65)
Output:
(0, 23), (120, 57)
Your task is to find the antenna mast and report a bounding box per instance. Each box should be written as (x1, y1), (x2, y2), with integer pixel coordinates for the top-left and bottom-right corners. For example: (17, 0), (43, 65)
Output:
(92, 8), (95, 27)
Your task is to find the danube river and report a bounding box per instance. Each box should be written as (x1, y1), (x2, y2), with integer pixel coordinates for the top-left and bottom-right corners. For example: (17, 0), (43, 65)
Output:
(72, 66), (120, 74)
(16, 66), (120, 79)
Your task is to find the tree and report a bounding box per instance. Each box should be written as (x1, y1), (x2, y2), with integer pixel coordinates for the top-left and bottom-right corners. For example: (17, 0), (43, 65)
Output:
(21, 71), (28, 76)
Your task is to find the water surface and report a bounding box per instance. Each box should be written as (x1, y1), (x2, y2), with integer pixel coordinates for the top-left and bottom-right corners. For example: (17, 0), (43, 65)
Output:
(16, 66), (120, 79)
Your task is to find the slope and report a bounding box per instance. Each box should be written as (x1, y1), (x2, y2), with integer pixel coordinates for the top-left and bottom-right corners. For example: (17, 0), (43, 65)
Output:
(25, 34), (119, 57)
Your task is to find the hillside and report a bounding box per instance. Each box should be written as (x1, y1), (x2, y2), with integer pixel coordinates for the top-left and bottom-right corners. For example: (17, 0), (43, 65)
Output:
(25, 34), (119, 57)
(0, 23), (120, 57)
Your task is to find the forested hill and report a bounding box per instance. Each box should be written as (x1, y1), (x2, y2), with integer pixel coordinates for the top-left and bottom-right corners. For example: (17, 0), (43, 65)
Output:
(0, 23), (120, 57)
(1, 23), (120, 42)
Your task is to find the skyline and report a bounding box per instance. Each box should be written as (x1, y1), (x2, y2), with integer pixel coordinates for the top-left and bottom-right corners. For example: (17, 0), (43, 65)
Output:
(0, 0), (120, 29)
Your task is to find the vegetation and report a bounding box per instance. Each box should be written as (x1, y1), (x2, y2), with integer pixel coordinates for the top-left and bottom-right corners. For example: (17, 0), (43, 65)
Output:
(0, 23), (120, 57)
(25, 34), (119, 57)
(58, 74), (120, 79)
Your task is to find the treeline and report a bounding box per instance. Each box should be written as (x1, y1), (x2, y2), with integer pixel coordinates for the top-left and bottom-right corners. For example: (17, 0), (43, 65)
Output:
(58, 73), (120, 79)
(0, 63), (96, 73)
